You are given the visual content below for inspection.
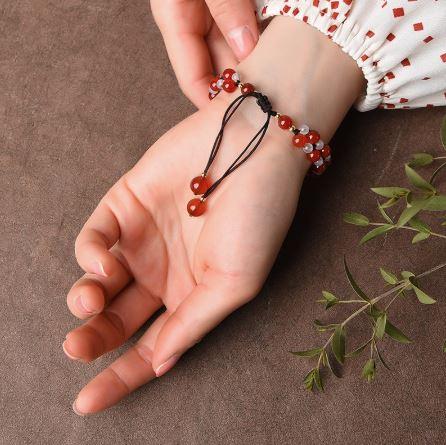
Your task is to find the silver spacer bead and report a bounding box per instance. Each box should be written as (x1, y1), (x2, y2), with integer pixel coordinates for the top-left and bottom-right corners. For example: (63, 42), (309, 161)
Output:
(325, 155), (332, 162)
(299, 124), (310, 135)
(289, 125), (296, 133)
(231, 72), (240, 82)
(216, 78), (224, 89)
(303, 143), (314, 154)
(314, 158), (324, 167)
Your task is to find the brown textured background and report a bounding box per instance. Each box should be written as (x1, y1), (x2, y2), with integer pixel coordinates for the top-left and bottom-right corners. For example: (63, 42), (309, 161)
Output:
(1, 1), (445, 444)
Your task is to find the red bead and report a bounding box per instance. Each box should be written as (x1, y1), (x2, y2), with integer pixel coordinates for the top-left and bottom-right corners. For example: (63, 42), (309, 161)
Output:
(292, 133), (307, 148)
(278, 115), (293, 130)
(307, 130), (320, 144)
(241, 83), (255, 95)
(187, 198), (206, 217)
(313, 164), (327, 175)
(190, 175), (210, 195)
(321, 145), (331, 158)
(209, 76), (220, 92)
(222, 68), (236, 80)
(222, 79), (237, 93)
(307, 150), (321, 163)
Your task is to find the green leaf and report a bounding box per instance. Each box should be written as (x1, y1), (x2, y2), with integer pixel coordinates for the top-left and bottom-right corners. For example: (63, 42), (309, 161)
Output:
(380, 268), (398, 285)
(401, 271), (415, 279)
(408, 153), (434, 168)
(362, 359), (376, 383)
(412, 232), (430, 244)
(385, 320), (412, 344)
(405, 164), (436, 193)
(291, 348), (322, 358)
(343, 212), (370, 226)
(375, 314), (387, 339)
(408, 280), (437, 304)
(374, 342), (391, 370)
(314, 368), (324, 392)
(360, 224), (394, 244)
(377, 201), (393, 224)
(381, 197), (399, 209)
(345, 340), (371, 358)
(344, 257), (370, 301)
(318, 291), (339, 310)
(408, 217), (431, 233)
(303, 369), (316, 391)
(371, 187), (409, 199)
(396, 199), (430, 227)
(331, 325), (346, 365)
(423, 195), (446, 211)
(441, 115), (446, 150)
(313, 320), (339, 332)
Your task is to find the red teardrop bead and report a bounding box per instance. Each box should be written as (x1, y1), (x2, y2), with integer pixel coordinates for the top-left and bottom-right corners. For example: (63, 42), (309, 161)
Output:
(321, 145), (331, 158)
(187, 198), (206, 217)
(241, 83), (254, 95)
(222, 79), (237, 93)
(222, 68), (236, 80)
(278, 115), (293, 130)
(307, 150), (321, 163)
(307, 130), (320, 144)
(292, 133), (307, 148)
(190, 175), (210, 195)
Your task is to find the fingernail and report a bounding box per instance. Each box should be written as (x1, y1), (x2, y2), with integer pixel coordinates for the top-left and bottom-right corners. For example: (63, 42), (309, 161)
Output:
(155, 355), (179, 377)
(72, 400), (86, 416)
(91, 260), (107, 277)
(63, 340), (80, 361)
(227, 26), (256, 59)
(75, 295), (95, 314)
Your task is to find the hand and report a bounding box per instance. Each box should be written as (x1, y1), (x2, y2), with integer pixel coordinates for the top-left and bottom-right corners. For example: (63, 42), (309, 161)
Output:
(150, 0), (259, 108)
(64, 93), (308, 415)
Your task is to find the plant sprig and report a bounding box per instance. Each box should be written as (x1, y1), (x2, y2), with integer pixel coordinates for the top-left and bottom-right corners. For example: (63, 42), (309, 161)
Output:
(293, 116), (446, 392)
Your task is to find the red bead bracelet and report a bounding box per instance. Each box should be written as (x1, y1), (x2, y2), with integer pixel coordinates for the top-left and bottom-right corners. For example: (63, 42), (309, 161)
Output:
(187, 69), (331, 217)
(209, 68), (332, 173)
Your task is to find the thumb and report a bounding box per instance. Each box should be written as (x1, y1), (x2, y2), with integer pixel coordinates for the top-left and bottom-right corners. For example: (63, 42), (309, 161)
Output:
(152, 277), (254, 377)
(205, 0), (259, 60)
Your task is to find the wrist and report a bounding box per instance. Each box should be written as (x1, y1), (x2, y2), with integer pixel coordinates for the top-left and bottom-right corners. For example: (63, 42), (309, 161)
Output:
(236, 16), (365, 142)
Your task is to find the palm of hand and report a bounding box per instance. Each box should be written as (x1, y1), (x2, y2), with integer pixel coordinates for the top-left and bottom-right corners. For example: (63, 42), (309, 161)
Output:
(65, 97), (304, 414)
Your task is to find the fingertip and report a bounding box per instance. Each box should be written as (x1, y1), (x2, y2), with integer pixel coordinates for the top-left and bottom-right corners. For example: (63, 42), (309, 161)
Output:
(75, 293), (104, 317)
(64, 329), (102, 363)
(227, 25), (257, 60)
(90, 259), (108, 277)
(75, 369), (130, 415)
(72, 400), (86, 416)
(63, 340), (80, 361)
(154, 354), (180, 377)
(67, 281), (106, 319)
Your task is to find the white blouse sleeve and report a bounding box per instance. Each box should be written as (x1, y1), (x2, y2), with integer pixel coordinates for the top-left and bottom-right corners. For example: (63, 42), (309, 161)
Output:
(255, 0), (446, 111)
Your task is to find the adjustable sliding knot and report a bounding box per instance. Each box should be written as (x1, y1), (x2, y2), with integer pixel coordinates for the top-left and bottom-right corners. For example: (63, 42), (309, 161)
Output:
(255, 93), (273, 114)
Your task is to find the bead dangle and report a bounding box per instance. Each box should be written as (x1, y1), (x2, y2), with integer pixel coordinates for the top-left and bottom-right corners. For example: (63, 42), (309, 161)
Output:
(187, 68), (332, 217)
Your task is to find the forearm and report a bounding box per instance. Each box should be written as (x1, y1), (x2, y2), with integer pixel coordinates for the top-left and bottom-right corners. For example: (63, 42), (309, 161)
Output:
(236, 16), (365, 142)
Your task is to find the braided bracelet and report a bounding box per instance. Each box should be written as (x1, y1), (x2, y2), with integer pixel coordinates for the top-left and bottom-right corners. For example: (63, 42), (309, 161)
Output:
(187, 68), (331, 217)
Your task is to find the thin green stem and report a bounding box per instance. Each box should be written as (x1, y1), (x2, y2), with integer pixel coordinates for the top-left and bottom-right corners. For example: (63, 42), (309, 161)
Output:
(338, 300), (367, 304)
(369, 222), (446, 240)
(430, 160), (446, 184)
(319, 262), (446, 354)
